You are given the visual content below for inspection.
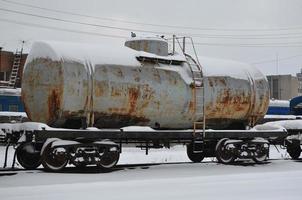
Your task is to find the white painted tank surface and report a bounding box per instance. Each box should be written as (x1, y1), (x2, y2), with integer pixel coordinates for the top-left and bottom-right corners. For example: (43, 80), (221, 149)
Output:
(22, 39), (269, 129)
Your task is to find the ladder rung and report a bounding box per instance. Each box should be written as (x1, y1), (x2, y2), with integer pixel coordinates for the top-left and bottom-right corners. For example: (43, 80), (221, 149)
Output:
(193, 150), (203, 153)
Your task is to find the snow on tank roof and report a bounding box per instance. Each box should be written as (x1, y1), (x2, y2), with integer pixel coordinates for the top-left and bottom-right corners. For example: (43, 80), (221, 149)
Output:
(26, 40), (265, 81)
(0, 88), (21, 96)
(26, 40), (141, 67)
(199, 56), (265, 81)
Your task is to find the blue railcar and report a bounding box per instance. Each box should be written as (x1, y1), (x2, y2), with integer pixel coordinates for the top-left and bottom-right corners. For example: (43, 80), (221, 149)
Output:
(0, 88), (24, 112)
(290, 96), (302, 115)
(266, 100), (290, 115)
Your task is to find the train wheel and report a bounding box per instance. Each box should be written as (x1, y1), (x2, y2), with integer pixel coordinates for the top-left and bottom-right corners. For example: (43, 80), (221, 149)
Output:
(41, 142), (69, 171)
(186, 143), (205, 163)
(98, 147), (120, 169)
(252, 143), (269, 163)
(215, 138), (235, 164)
(16, 143), (41, 170)
(287, 142), (301, 160)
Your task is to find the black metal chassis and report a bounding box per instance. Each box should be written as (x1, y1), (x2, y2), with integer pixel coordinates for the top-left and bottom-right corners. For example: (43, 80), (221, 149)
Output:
(1, 128), (287, 169)
(25, 128), (287, 145)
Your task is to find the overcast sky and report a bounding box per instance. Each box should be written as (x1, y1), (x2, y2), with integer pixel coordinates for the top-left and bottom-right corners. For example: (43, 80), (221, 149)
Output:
(1, 0), (302, 75)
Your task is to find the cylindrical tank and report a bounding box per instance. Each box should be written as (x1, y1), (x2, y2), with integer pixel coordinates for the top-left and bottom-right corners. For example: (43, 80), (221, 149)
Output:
(22, 40), (269, 129)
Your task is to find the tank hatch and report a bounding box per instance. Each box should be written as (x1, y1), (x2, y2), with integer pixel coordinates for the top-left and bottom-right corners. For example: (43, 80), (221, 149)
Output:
(125, 35), (168, 56)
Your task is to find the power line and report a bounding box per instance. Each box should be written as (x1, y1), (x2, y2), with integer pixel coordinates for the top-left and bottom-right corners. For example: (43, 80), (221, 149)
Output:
(2, 6), (302, 39)
(2, 0), (302, 32)
(1, 17), (302, 48)
(0, 18), (127, 39)
(0, 7), (152, 34)
(252, 54), (302, 64)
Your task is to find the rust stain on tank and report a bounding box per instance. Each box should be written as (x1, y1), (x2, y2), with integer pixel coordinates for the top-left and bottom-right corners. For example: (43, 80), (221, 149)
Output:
(219, 78), (227, 86)
(134, 76), (140, 82)
(143, 42), (149, 52)
(188, 101), (195, 113)
(128, 87), (140, 114)
(206, 89), (251, 118)
(112, 67), (123, 77)
(47, 89), (62, 123)
(95, 82), (105, 97)
(153, 70), (161, 82)
(108, 107), (127, 114)
(111, 86), (122, 97)
(93, 112), (150, 128)
(117, 68), (123, 77)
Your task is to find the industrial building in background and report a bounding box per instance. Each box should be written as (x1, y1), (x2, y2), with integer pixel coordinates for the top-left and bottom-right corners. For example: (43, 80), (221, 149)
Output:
(296, 68), (302, 96)
(267, 74), (299, 100)
(0, 47), (27, 88)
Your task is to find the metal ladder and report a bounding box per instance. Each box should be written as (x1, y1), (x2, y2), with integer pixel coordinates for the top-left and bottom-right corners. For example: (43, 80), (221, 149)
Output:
(171, 36), (206, 152)
(8, 50), (22, 88)
(186, 53), (206, 153)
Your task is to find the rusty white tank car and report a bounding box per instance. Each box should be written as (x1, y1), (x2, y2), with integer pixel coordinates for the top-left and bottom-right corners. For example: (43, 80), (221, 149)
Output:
(2, 36), (284, 172)
(22, 37), (269, 130)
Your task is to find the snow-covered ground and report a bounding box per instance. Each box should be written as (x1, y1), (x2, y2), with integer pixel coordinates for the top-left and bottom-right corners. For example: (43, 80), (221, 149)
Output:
(0, 145), (301, 200)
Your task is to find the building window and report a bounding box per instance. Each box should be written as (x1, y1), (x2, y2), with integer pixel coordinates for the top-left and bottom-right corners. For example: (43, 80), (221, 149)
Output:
(0, 72), (10, 81)
(9, 104), (18, 112)
(0, 104), (2, 111)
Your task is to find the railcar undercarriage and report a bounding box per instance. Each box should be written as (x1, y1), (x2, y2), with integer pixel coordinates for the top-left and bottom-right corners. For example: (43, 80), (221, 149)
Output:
(0, 127), (288, 172)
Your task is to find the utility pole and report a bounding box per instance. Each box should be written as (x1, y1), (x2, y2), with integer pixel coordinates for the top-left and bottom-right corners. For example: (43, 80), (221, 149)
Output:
(276, 53), (279, 75)
(21, 40), (25, 53)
